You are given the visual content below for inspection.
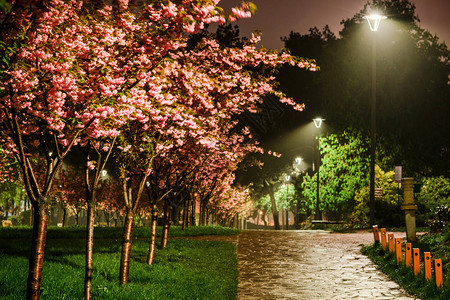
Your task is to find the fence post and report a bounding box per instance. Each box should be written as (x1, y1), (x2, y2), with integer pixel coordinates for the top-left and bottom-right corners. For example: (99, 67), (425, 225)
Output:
(413, 248), (420, 276)
(395, 238), (402, 263)
(424, 252), (432, 282)
(388, 233), (395, 253)
(372, 225), (380, 244)
(405, 243), (412, 268)
(434, 259), (443, 288)
(380, 228), (387, 251)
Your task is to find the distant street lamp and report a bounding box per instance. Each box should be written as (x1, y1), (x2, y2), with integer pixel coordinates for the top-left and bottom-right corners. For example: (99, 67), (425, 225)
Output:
(313, 118), (325, 220)
(284, 175), (291, 230)
(363, 13), (386, 226)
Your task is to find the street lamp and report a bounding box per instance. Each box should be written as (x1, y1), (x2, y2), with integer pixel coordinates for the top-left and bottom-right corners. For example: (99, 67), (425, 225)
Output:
(284, 175), (291, 230)
(313, 118), (324, 220)
(363, 13), (386, 226)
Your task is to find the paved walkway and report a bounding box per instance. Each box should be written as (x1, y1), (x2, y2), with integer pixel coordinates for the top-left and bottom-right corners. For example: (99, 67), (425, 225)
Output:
(237, 230), (417, 300)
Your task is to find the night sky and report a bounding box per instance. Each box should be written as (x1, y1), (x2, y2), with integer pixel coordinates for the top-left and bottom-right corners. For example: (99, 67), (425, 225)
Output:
(217, 0), (450, 50)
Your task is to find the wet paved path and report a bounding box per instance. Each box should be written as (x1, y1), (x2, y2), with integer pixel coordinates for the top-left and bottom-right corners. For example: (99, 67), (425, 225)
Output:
(237, 230), (417, 300)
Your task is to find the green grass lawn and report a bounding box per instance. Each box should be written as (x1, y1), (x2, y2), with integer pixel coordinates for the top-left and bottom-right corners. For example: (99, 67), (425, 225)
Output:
(361, 228), (449, 300)
(0, 226), (239, 299)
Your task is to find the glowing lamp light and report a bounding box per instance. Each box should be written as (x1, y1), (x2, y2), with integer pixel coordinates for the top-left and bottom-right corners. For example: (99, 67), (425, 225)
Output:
(363, 14), (387, 31)
(295, 157), (303, 165)
(285, 175), (291, 182)
(101, 170), (107, 177)
(313, 118), (324, 128)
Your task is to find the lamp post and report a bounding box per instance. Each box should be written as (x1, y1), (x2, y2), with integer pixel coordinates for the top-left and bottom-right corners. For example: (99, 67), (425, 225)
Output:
(285, 175), (291, 230)
(313, 118), (324, 220)
(363, 13), (386, 226)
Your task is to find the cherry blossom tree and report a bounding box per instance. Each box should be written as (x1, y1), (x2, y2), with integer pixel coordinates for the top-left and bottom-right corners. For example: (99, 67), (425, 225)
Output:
(1, 1), (316, 297)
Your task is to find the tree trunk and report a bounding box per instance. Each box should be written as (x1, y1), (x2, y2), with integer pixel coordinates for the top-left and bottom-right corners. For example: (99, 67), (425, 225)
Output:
(26, 201), (49, 300)
(160, 205), (171, 249)
(190, 200), (196, 226)
(205, 207), (210, 226)
(182, 201), (188, 230)
(285, 209), (289, 230)
(62, 206), (66, 227)
(119, 208), (134, 285)
(269, 187), (280, 230)
(84, 201), (95, 299)
(146, 206), (158, 264)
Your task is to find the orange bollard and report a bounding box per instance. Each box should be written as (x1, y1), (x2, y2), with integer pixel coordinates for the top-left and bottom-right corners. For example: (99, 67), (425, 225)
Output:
(395, 238), (402, 263)
(405, 243), (412, 268)
(380, 228), (387, 251)
(424, 252), (432, 282)
(434, 259), (443, 288)
(388, 233), (395, 253)
(372, 225), (380, 244)
(413, 248), (420, 276)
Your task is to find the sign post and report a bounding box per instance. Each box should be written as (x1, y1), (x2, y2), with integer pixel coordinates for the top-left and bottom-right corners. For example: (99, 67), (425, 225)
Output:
(395, 166), (402, 183)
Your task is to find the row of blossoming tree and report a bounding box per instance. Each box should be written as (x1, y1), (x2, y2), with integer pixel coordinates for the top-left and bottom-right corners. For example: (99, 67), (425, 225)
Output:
(0, 0), (315, 299)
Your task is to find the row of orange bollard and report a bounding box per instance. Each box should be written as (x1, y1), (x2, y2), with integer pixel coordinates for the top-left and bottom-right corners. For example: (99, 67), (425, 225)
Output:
(372, 225), (443, 289)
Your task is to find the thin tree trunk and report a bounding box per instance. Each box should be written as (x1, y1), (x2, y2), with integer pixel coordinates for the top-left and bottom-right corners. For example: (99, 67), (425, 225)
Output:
(190, 200), (195, 226)
(104, 211), (110, 227)
(269, 187), (280, 230)
(119, 208), (134, 285)
(182, 200), (188, 230)
(160, 205), (171, 249)
(62, 206), (66, 227)
(29, 205), (33, 226)
(146, 206), (158, 264)
(84, 201), (95, 300)
(26, 201), (49, 300)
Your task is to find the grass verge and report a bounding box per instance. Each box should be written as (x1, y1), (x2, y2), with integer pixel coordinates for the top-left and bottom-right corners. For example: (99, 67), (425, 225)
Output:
(0, 225), (239, 299)
(361, 228), (449, 300)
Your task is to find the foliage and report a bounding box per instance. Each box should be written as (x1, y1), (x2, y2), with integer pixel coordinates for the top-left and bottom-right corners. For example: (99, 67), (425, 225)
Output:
(0, 180), (25, 215)
(253, 183), (297, 211)
(417, 176), (450, 211)
(351, 165), (402, 227)
(0, 0), (11, 13)
(302, 131), (369, 216)
(0, 226), (239, 299)
(274, 183), (298, 209)
(428, 205), (449, 233)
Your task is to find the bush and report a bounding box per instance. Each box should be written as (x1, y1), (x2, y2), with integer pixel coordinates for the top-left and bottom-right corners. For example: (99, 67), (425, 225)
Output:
(417, 176), (450, 225)
(7, 215), (22, 226)
(350, 166), (402, 227)
(428, 205), (449, 233)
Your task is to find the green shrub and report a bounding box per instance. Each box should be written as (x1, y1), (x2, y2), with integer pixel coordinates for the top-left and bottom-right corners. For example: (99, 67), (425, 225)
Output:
(417, 176), (450, 226)
(428, 205), (449, 233)
(7, 215), (22, 226)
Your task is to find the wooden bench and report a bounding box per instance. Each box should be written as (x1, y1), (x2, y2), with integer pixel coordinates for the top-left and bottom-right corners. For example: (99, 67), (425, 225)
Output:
(312, 220), (345, 225)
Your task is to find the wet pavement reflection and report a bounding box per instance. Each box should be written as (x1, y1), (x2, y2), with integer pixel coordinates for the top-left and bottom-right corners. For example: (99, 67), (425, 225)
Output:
(237, 230), (417, 299)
